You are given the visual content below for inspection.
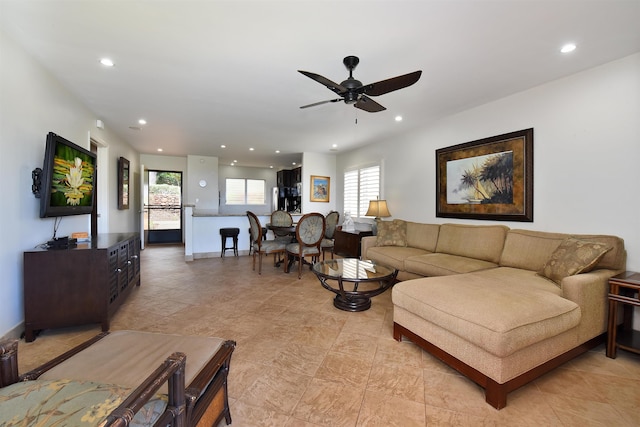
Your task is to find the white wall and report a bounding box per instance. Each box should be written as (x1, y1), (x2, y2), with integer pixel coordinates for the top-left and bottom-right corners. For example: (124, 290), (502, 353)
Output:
(338, 53), (640, 272)
(187, 155), (219, 211)
(1, 31), (140, 338)
(218, 165), (277, 215)
(302, 152), (337, 215)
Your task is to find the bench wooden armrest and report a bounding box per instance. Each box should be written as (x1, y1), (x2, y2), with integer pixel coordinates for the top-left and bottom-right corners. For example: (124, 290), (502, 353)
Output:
(0, 339), (19, 387)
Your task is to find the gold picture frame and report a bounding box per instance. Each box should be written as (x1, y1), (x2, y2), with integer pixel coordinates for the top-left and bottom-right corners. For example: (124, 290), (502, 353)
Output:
(310, 175), (330, 202)
(436, 128), (533, 222)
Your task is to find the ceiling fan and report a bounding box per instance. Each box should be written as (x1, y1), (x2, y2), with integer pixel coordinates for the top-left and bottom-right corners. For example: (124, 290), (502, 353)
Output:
(298, 56), (422, 112)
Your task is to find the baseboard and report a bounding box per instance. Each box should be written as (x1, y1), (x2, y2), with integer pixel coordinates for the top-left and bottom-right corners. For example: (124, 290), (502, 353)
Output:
(1, 321), (24, 341)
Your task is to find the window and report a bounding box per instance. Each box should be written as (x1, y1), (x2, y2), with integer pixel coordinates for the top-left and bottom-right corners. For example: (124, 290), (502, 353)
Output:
(343, 164), (380, 218)
(226, 178), (265, 205)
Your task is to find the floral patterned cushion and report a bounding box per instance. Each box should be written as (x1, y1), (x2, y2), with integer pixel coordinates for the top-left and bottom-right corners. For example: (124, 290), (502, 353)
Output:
(0, 379), (167, 427)
(537, 238), (612, 285)
(376, 219), (407, 247)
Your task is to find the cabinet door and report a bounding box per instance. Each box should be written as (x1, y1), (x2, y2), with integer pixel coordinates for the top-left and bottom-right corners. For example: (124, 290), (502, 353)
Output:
(118, 240), (130, 292)
(130, 238), (141, 284)
(108, 246), (119, 303)
(293, 167), (302, 184)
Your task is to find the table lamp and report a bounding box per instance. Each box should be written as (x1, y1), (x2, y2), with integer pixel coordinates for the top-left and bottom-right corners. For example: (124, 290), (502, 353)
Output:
(365, 199), (391, 235)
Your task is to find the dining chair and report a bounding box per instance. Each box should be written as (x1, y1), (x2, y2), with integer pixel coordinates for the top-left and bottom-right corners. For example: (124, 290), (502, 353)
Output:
(247, 211), (287, 274)
(270, 210), (294, 242)
(285, 212), (325, 279)
(321, 211), (340, 260)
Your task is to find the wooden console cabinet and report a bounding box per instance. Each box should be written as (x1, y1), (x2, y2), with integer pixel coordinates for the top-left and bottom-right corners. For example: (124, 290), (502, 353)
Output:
(333, 229), (373, 258)
(23, 233), (141, 342)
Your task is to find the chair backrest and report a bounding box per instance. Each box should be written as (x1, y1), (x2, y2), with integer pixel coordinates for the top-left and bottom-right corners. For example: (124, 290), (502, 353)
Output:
(246, 211), (263, 244)
(295, 213), (325, 247)
(324, 211), (340, 239)
(271, 210), (293, 227)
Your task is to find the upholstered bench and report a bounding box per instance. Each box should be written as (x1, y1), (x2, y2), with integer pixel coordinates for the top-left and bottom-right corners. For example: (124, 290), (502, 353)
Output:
(0, 330), (235, 426)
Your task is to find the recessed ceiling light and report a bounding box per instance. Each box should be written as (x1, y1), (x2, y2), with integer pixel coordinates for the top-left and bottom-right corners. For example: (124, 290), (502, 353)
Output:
(332, 144), (338, 148)
(100, 58), (114, 67)
(270, 165), (274, 168)
(233, 160), (237, 163)
(138, 119), (147, 125)
(292, 162), (296, 165)
(249, 147), (255, 151)
(395, 115), (403, 122)
(230, 163), (235, 166)
(157, 148), (163, 152)
(220, 145), (226, 148)
(275, 150), (280, 154)
(560, 43), (576, 53)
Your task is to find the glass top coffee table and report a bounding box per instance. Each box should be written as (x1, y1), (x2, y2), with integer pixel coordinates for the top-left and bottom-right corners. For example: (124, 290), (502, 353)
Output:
(312, 258), (398, 312)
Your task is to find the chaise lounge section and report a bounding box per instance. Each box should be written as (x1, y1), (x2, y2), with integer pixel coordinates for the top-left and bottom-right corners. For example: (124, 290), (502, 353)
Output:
(362, 221), (626, 409)
(0, 330), (236, 426)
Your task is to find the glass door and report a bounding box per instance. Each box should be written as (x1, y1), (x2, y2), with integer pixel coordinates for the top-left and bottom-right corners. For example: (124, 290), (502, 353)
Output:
(144, 170), (182, 244)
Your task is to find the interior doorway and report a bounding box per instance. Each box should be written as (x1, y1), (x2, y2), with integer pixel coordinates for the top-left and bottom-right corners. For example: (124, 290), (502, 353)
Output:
(144, 170), (183, 244)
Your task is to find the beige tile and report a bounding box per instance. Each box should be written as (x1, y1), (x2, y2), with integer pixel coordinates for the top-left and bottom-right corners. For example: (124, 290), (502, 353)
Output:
(292, 377), (364, 426)
(423, 370), (496, 418)
(356, 390), (426, 426)
(239, 366), (312, 415)
(374, 337), (424, 369)
(314, 350), (373, 387)
(534, 367), (608, 403)
(424, 404), (493, 426)
(546, 394), (634, 427)
(229, 399), (291, 426)
(366, 362), (425, 403)
(330, 331), (378, 360)
(269, 342), (328, 376)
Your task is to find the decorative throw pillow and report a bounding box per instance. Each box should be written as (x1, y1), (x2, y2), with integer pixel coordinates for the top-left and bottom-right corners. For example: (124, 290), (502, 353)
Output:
(376, 219), (407, 247)
(537, 238), (612, 285)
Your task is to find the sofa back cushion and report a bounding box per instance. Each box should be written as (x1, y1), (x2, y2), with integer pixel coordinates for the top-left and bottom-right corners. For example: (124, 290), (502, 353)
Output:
(405, 222), (440, 252)
(435, 223), (509, 263)
(500, 229), (626, 272)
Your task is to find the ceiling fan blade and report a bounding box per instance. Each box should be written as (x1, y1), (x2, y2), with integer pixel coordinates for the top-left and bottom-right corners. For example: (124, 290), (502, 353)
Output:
(298, 70), (347, 95)
(300, 98), (341, 109)
(354, 95), (386, 112)
(361, 70), (422, 97)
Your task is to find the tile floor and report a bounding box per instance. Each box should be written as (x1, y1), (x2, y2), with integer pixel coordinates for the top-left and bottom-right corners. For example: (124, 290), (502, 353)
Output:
(16, 244), (640, 426)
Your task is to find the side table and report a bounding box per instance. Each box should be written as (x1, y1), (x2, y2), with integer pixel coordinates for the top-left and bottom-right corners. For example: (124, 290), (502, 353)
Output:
(333, 229), (373, 258)
(606, 271), (640, 358)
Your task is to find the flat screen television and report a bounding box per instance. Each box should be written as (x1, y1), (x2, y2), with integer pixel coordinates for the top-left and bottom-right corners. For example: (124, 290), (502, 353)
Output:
(38, 132), (97, 218)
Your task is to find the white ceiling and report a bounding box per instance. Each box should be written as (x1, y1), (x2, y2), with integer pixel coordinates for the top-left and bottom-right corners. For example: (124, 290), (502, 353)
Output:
(2, 1), (639, 169)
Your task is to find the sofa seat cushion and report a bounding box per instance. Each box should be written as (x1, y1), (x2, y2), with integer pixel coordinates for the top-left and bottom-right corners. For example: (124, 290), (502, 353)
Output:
(392, 267), (581, 357)
(405, 253), (498, 277)
(0, 378), (167, 427)
(366, 246), (430, 271)
(40, 331), (225, 391)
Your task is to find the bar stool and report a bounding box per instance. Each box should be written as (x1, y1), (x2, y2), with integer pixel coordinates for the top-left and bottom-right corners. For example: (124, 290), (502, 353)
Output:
(220, 228), (240, 257)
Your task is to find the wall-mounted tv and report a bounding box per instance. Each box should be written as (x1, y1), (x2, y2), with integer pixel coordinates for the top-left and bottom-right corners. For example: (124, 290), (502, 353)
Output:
(38, 132), (97, 218)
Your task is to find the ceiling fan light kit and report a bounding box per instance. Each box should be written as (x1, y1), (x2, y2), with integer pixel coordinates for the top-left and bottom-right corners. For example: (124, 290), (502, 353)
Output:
(299, 56), (422, 112)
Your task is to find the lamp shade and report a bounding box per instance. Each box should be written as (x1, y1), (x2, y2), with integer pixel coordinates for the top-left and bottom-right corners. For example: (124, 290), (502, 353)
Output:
(365, 200), (391, 218)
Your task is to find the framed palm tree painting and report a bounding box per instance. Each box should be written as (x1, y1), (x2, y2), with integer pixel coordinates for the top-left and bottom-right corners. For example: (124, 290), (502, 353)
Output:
(436, 128), (533, 222)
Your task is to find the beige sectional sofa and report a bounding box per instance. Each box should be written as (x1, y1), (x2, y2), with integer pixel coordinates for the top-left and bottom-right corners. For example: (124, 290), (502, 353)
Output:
(361, 221), (626, 409)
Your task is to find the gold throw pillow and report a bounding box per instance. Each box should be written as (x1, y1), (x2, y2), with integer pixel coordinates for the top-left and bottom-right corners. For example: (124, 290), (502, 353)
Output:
(538, 238), (612, 285)
(376, 219), (407, 247)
